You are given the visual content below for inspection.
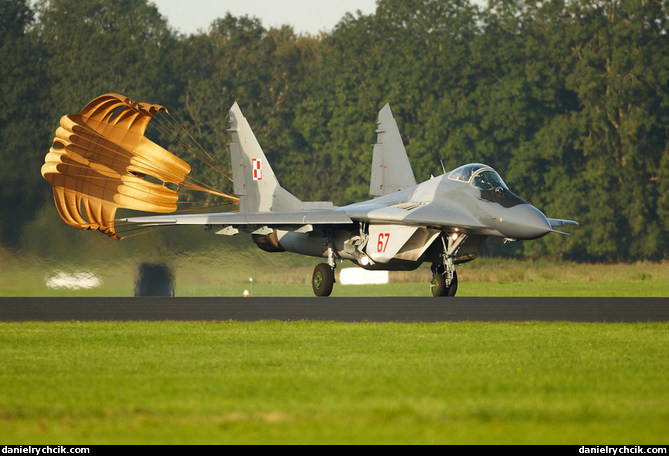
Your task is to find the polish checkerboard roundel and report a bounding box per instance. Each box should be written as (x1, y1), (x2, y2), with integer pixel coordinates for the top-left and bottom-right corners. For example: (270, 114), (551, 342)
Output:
(252, 158), (262, 180)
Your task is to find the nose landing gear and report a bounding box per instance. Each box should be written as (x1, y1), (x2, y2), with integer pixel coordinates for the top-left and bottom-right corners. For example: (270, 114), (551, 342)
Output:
(430, 233), (466, 297)
(430, 268), (458, 297)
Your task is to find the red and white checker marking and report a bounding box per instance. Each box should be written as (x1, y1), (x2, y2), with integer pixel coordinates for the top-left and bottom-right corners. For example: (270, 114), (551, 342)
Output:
(252, 158), (262, 180)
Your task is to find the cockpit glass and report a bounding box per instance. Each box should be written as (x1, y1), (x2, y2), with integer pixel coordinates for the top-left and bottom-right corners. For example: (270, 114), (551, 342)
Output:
(448, 164), (486, 182)
(470, 169), (507, 191)
(448, 164), (509, 190)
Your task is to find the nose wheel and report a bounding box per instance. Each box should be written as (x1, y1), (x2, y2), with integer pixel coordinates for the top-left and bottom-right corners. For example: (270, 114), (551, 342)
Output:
(430, 270), (458, 297)
(312, 263), (335, 297)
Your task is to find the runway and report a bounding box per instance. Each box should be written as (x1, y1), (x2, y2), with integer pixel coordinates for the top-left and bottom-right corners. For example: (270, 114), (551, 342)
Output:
(0, 297), (667, 322)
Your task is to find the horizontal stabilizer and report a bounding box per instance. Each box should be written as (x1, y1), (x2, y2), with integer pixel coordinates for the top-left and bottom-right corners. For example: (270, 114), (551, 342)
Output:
(547, 218), (579, 236)
(548, 218), (579, 227)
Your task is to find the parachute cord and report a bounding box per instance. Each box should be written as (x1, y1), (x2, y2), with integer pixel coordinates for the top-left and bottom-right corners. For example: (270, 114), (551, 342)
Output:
(160, 112), (217, 166)
(113, 225), (167, 240)
(152, 112), (234, 183)
(181, 177), (238, 202)
(173, 201), (237, 213)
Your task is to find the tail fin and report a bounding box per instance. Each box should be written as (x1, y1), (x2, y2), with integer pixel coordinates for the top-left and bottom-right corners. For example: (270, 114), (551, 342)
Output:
(228, 102), (302, 212)
(369, 103), (416, 196)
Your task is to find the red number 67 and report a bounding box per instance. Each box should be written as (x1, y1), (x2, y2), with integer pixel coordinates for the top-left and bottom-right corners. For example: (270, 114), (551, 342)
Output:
(377, 233), (390, 252)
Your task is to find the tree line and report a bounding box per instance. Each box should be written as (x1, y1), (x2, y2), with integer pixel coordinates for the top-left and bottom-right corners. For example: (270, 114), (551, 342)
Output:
(1, 0), (667, 261)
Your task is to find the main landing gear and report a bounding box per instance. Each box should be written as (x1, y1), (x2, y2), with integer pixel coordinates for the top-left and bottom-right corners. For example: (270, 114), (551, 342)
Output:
(430, 232), (467, 297)
(312, 263), (335, 297)
(312, 247), (336, 297)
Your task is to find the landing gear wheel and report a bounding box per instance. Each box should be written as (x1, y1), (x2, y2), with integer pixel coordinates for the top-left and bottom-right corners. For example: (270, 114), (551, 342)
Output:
(430, 274), (446, 297)
(312, 263), (335, 297)
(430, 270), (458, 297)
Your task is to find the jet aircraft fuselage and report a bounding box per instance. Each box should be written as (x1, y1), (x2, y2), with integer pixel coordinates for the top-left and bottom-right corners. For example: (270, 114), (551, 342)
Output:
(266, 163), (557, 275)
(124, 102), (577, 296)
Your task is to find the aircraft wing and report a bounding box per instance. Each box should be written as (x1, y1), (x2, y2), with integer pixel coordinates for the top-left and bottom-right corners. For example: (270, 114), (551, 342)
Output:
(121, 204), (577, 236)
(120, 210), (353, 231)
(122, 203), (490, 234)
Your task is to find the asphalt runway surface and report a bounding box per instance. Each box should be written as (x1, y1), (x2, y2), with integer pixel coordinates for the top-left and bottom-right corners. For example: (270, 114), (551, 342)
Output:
(0, 297), (667, 322)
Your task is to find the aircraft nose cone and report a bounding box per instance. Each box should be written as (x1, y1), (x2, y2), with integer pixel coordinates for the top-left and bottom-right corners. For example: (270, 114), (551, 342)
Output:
(499, 204), (552, 240)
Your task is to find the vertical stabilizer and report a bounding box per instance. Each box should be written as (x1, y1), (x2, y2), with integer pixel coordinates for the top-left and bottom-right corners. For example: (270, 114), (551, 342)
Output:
(228, 102), (302, 212)
(369, 104), (416, 196)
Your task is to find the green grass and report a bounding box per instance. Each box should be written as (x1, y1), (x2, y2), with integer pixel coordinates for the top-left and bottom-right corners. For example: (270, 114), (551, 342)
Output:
(1, 250), (666, 443)
(1, 247), (667, 297)
(0, 321), (667, 444)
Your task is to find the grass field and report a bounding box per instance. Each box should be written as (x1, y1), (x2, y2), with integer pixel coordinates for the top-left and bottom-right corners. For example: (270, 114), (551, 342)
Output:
(1, 249), (667, 444)
(1, 245), (668, 297)
(0, 321), (667, 444)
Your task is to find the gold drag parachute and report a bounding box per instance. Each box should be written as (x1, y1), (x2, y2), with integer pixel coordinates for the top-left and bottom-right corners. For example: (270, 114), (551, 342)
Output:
(41, 93), (236, 239)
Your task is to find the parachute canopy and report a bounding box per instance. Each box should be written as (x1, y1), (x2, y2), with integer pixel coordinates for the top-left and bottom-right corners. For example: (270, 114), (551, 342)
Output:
(41, 93), (236, 239)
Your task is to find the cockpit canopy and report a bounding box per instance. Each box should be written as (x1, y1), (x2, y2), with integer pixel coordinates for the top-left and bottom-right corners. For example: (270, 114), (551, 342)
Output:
(448, 163), (508, 191)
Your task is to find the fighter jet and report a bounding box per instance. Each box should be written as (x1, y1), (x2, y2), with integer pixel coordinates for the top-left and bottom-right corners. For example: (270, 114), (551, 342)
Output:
(123, 103), (578, 297)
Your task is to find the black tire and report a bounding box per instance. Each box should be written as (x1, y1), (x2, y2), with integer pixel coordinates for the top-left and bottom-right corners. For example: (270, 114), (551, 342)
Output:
(312, 263), (335, 297)
(430, 270), (458, 297)
(446, 270), (458, 297)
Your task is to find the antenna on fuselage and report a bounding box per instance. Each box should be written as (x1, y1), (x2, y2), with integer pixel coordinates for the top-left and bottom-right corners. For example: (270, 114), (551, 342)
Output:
(439, 160), (446, 175)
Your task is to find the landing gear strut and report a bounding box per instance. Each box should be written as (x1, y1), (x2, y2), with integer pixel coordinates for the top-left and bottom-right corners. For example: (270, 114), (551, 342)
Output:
(430, 233), (466, 297)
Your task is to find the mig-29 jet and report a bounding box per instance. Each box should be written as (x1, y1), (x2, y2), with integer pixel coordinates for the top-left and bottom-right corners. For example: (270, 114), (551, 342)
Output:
(123, 103), (578, 297)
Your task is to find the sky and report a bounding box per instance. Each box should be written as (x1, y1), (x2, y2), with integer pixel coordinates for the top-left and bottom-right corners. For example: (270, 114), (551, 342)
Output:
(150, 0), (379, 36)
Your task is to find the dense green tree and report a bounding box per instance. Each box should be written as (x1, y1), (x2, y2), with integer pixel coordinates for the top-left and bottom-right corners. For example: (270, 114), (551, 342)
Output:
(1, 0), (666, 261)
(559, 0), (668, 260)
(33, 0), (180, 120)
(0, 0), (48, 244)
(172, 14), (321, 202)
(480, 0), (588, 259)
(294, 0), (483, 203)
